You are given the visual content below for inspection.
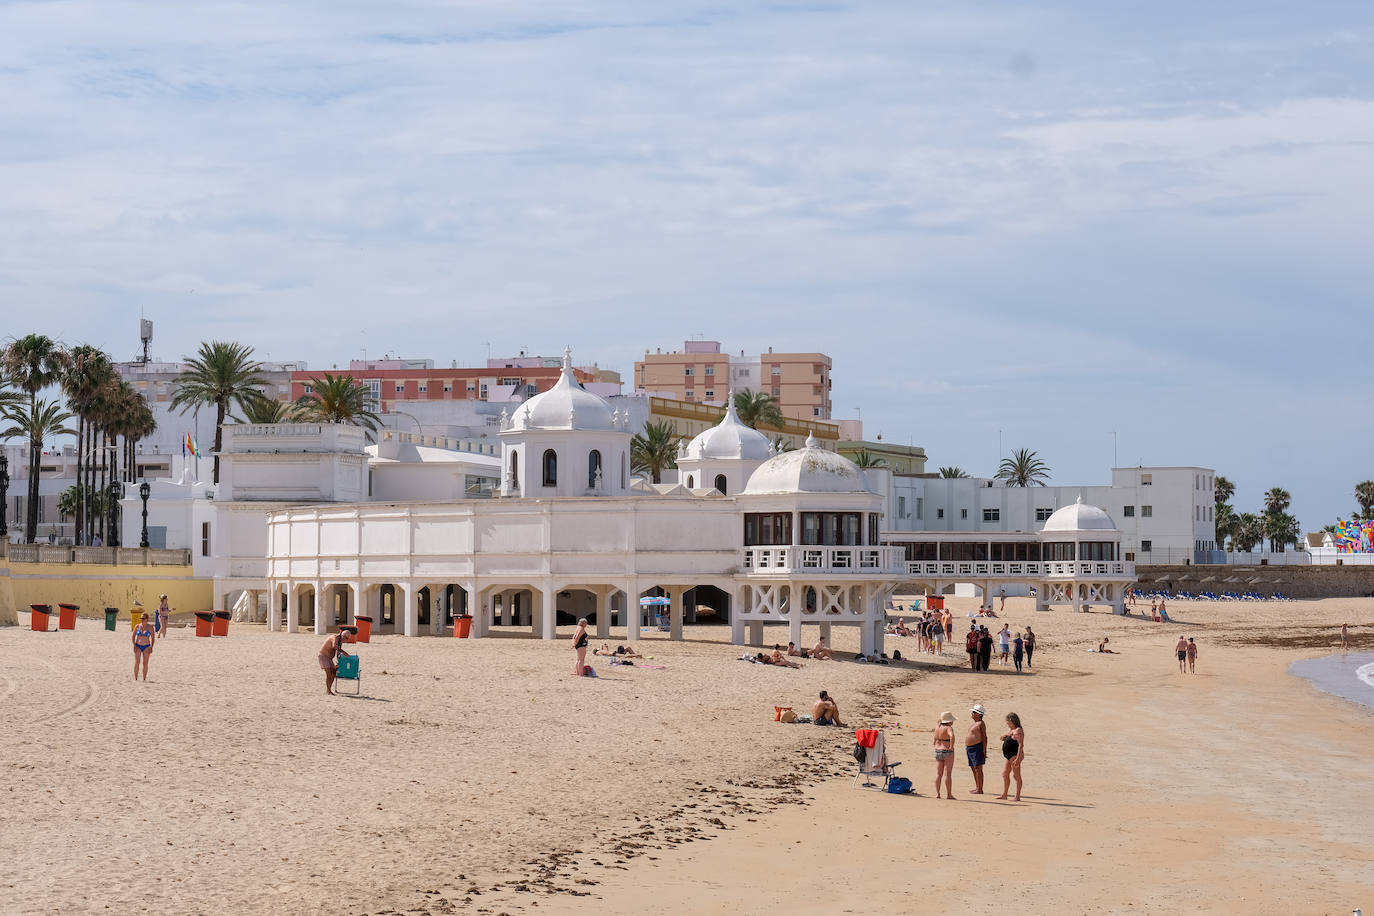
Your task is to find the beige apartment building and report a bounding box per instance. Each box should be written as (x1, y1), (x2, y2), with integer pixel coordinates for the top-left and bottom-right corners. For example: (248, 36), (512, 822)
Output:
(634, 340), (833, 421)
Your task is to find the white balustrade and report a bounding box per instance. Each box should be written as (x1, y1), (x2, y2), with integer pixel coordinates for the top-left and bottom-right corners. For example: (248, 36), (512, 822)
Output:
(740, 546), (905, 575)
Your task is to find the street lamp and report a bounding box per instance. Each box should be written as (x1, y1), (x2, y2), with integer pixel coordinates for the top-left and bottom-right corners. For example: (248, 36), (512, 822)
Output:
(107, 480), (124, 548)
(0, 454), (9, 539)
(139, 481), (151, 548)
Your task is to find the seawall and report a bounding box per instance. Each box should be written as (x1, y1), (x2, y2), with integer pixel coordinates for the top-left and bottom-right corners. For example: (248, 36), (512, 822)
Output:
(1140, 563), (1374, 599)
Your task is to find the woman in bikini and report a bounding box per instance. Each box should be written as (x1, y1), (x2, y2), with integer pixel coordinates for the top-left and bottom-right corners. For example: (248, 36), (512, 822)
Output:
(933, 711), (957, 799)
(573, 618), (590, 676)
(157, 594), (171, 638)
(997, 712), (1025, 801)
(131, 613), (156, 681)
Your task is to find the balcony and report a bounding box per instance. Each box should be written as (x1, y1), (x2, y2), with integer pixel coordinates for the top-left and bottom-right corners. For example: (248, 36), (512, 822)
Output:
(902, 560), (1135, 580)
(741, 545), (906, 575)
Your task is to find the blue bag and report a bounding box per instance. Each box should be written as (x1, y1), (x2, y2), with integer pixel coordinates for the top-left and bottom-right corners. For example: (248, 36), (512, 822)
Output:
(886, 777), (912, 794)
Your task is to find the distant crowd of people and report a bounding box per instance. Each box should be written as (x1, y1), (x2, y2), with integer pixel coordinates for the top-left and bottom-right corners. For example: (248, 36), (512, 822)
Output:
(965, 623), (1034, 673)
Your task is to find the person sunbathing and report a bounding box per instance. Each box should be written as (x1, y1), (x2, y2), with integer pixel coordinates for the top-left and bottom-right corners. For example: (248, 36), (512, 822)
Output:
(770, 648), (804, 668)
(1097, 638), (1117, 654)
(810, 637), (834, 660)
(595, 643), (642, 658)
(812, 690), (845, 726)
(786, 641), (809, 658)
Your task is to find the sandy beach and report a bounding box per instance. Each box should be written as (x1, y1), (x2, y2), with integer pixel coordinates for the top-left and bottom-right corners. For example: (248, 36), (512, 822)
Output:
(3, 596), (1372, 915)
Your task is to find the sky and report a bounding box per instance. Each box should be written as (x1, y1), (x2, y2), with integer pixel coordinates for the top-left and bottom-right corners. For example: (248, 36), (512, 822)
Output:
(1, 0), (1371, 530)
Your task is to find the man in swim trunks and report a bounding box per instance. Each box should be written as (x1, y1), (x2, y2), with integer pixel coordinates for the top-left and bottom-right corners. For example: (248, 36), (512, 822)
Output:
(810, 637), (834, 661)
(812, 690), (845, 726)
(319, 630), (355, 695)
(966, 703), (988, 793)
(1175, 635), (1188, 672)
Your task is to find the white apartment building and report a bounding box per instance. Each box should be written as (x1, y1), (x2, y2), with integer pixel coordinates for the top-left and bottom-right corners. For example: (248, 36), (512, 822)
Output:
(884, 466), (1218, 565)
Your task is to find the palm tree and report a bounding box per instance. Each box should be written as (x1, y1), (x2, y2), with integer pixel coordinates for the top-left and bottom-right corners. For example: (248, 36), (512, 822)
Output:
(848, 450), (887, 469)
(733, 389), (784, 430)
(234, 393), (299, 425)
(61, 344), (115, 542)
(1, 398), (76, 540)
(938, 466), (970, 479)
(2, 334), (72, 542)
(995, 448), (1051, 487)
(294, 373), (381, 435)
(1213, 502), (1238, 551)
(770, 435), (793, 453)
(1264, 511), (1300, 552)
(1355, 480), (1374, 520)
(630, 420), (679, 484)
(1214, 475), (1235, 505)
(1263, 487), (1292, 516)
(170, 341), (266, 484)
(1233, 513), (1263, 552)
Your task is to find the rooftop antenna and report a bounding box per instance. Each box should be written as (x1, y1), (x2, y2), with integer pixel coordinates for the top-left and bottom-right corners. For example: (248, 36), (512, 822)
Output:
(138, 318), (153, 364)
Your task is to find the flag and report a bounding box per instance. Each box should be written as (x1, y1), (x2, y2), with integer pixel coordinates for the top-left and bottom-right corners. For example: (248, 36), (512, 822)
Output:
(191, 436), (200, 458)
(181, 434), (187, 458)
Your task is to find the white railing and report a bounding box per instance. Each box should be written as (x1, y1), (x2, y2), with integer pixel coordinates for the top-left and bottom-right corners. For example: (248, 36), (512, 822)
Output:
(903, 560), (1135, 579)
(385, 431), (499, 456)
(741, 545), (906, 575)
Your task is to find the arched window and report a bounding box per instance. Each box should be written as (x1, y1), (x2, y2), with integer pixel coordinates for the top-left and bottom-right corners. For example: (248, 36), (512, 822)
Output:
(687, 475), (695, 488)
(588, 449), (602, 489)
(714, 474), (728, 495)
(542, 449), (557, 487)
(509, 450), (520, 490)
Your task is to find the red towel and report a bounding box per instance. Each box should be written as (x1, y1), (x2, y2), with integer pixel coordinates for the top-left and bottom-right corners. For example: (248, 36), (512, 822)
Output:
(855, 728), (879, 749)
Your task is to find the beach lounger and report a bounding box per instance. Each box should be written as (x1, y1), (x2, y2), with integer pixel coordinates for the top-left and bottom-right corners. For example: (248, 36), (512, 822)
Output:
(853, 729), (901, 790)
(335, 654), (361, 696)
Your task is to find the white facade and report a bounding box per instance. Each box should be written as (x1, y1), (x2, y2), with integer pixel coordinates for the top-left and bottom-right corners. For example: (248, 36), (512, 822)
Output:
(886, 466), (1217, 565)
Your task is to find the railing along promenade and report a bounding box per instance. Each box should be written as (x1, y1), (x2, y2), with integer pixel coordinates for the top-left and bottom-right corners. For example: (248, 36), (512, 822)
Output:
(2, 543), (193, 566)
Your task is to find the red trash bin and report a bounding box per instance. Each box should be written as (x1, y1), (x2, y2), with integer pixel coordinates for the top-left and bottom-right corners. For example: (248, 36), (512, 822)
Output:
(927, 595), (945, 611)
(212, 611), (231, 637)
(194, 612), (215, 637)
(58, 603), (80, 630)
(354, 615), (373, 643)
(452, 615), (473, 638)
(30, 605), (52, 631)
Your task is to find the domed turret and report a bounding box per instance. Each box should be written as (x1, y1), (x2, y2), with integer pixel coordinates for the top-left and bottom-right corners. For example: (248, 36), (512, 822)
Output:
(508, 348), (617, 432)
(1042, 497), (1116, 532)
(684, 394), (772, 461)
(742, 435), (873, 495)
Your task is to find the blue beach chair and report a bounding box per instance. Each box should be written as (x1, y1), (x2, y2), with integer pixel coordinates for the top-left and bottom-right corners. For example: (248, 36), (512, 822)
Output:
(336, 654), (361, 696)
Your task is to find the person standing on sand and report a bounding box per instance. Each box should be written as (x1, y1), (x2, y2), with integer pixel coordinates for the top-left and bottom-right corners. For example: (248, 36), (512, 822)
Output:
(979, 626), (994, 672)
(318, 630), (354, 695)
(1176, 635), (1188, 672)
(998, 624), (1011, 665)
(934, 712), (957, 799)
(966, 625), (980, 670)
(1186, 638), (1198, 673)
(1024, 626), (1036, 668)
(966, 704), (988, 794)
(999, 588), (1007, 613)
(1341, 623), (1349, 650)
(573, 618), (590, 676)
(944, 609), (954, 641)
(997, 712), (1025, 801)
(157, 594), (171, 639)
(131, 613), (156, 681)
(1012, 632), (1024, 673)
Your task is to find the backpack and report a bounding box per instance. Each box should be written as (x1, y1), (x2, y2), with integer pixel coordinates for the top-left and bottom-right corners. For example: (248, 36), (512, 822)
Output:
(852, 743), (866, 763)
(887, 777), (912, 794)
(892, 649), (902, 661)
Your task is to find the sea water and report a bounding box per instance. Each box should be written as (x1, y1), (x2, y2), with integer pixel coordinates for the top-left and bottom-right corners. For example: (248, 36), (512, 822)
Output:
(1289, 651), (1374, 713)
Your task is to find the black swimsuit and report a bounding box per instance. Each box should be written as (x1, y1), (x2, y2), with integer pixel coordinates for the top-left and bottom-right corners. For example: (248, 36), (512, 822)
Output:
(574, 631), (588, 650)
(1002, 736), (1019, 760)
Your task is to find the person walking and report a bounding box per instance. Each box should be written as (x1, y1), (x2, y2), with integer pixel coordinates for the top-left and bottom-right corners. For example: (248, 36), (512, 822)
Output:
(1175, 635), (1188, 673)
(1186, 637), (1198, 673)
(1024, 625), (1036, 668)
(966, 625), (980, 670)
(996, 712), (1025, 801)
(131, 612), (156, 681)
(933, 711), (957, 799)
(1012, 631), (1024, 673)
(573, 617), (590, 676)
(998, 624), (1011, 666)
(979, 626), (994, 672)
(1341, 623), (1349, 650)
(965, 704), (988, 794)
(156, 594), (171, 639)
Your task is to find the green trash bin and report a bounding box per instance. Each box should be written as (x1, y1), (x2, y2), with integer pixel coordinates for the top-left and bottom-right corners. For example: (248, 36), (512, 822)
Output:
(104, 607), (119, 631)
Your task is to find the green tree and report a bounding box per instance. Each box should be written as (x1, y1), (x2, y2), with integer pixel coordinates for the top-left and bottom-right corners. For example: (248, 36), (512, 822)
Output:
(61, 345), (115, 544)
(1355, 480), (1374, 520)
(938, 466), (970, 479)
(170, 341), (266, 484)
(847, 449), (887, 469)
(630, 420), (679, 484)
(1, 398), (76, 540)
(234, 393), (299, 425)
(294, 373), (382, 434)
(733, 389), (784, 430)
(1213, 475), (1235, 505)
(1263, 487), (1292, 515)
(1213, 502), (1238, 551)
(995, 448), (1051, 487)
(1233, 513), (1264, 552)
(1263, 511), (1300, 552)
(2, 335), (72, 542)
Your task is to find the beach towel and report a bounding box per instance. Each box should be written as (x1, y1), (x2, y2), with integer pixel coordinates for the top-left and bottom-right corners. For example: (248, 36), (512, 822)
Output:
(859, 732), (888, 775)
(855, 728), (880, 749)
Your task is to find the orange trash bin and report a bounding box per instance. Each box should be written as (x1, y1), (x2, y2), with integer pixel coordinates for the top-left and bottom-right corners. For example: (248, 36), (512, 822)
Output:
(212, 611), (230, 636)
(30, 605), (52, 631)
(194, 612), (215, 637)
(354, 615), (373, 643)
(452, 615), (473, 638)
(58, 603), (80, 630)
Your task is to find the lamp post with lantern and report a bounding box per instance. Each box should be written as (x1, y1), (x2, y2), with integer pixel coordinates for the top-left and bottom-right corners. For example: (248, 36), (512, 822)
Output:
(139, 481), (151, 548)
(0, 454), (9, 539)
(107, 480), (124, 548)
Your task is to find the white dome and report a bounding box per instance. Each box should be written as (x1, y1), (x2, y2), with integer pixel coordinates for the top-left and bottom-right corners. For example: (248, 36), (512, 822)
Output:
(1042, 498), (1117, 532)
(508, 349), (616, 432)
(684, 394), (772, 461)
(742, 436), (872, 495)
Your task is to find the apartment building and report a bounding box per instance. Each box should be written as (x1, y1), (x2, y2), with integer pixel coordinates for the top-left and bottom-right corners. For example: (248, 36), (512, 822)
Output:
(634, 341), (833, 421)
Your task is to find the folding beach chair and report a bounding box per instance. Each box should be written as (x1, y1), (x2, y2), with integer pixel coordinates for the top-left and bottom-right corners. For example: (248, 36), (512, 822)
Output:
(335, 654), (361, 696)
(853, 729), (901, 789)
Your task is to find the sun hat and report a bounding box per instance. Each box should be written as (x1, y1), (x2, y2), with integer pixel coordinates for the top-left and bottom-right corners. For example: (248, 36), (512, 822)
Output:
(939, 711), (956, 724)
(971, 704), (986, 717)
